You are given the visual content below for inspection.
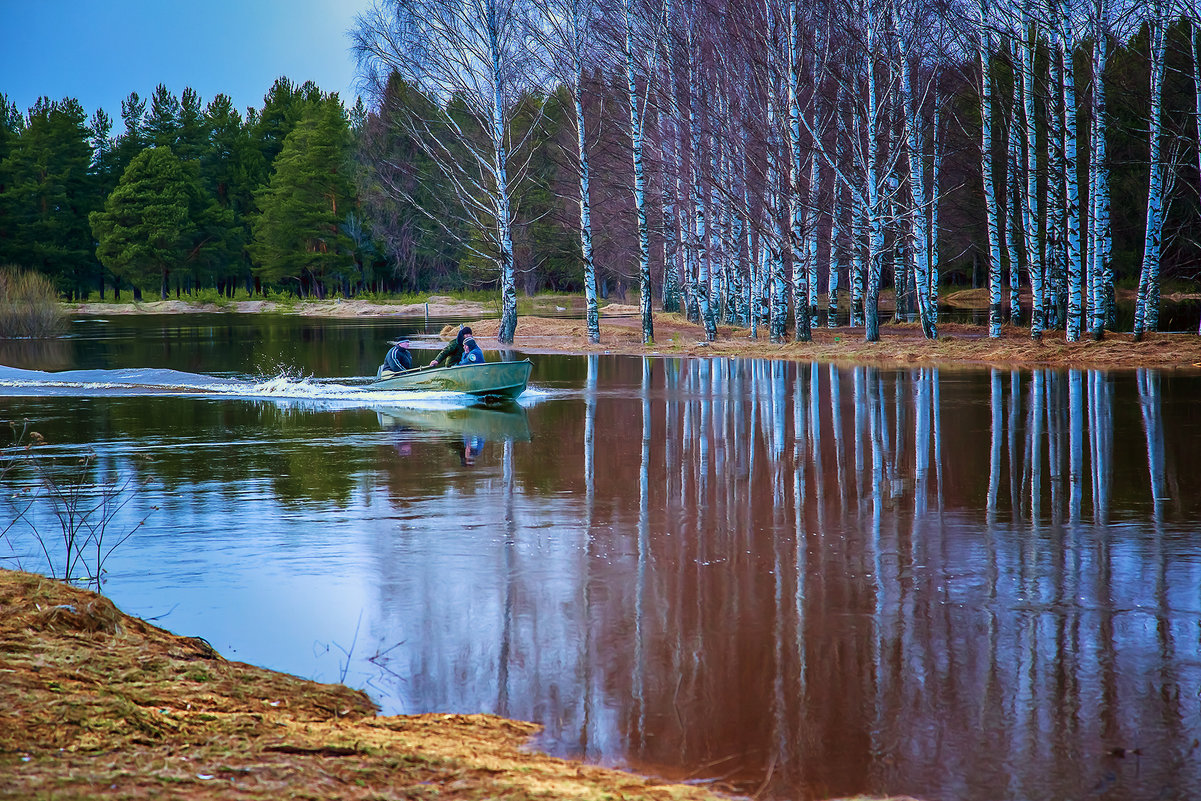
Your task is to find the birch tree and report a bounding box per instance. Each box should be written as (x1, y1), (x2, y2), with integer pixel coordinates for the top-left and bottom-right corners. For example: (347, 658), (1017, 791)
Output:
(624, 0), (660, 343)
(862, 0), (889, 342)
(1088, 0), (1113, 338)
(762, 0), (789, 343)
(1133, 0), (1169, 340)
(788, 0), (812, 342)
(1019, 3), (1048, 340)
(531, 0), (603, 342)
(353, 0), (543, 343)
(687, 3), (717, 340)
(897, 0), (937, 339)
(1057, 0), (1082, 341)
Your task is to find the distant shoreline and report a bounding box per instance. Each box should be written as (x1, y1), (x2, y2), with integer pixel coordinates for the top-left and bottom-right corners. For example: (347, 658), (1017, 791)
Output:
(67, 296), (493, 319)
(66, 296), (1201, 371)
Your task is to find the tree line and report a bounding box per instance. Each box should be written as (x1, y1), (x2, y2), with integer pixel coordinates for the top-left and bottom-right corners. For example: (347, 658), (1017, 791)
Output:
(353, 0), (1201, 344)
(0, 75), (630, 304)
(1, 0), (1199, 345)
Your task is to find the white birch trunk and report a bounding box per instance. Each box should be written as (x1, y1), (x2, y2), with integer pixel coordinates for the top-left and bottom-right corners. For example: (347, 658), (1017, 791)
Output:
(1047, 17), (1066, 331)
(572, 36), (600, 342)
(721, 144), (738, 325)
(1021, 22), (1046, 339)
(688, 14), (715, 340)
(624, 0), (654, 343)
(1006, 59), (1024, 324)
(765, 3), (788, 343)
(1133, 1), (1168, 339)
(1090, 1), (1114, 338)
(1060, 1), (1082, 341)
(743, 160), (758, 333)
(788, 0), (811, 341)
(806, 135), (821, 326)
(979, 0), (1003, 338)
(1087, 0), (1113, 339)
(863, 0), (885, 342)
(829, 194), (841, 326)
(851, 194), (867, 328)
(730, 179), (746, 326)
(488, 9), (519, 343)
(929, 85), (942, 328)
(902, 15), (937, 339)
(661, 19), (684, 316)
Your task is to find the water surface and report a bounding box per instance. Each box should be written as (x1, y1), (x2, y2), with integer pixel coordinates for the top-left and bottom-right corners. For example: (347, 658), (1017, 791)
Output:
(2, 314), (1200, 801)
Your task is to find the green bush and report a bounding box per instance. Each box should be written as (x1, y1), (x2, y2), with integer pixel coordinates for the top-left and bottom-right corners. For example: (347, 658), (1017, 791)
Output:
(0, 268), (65, 339)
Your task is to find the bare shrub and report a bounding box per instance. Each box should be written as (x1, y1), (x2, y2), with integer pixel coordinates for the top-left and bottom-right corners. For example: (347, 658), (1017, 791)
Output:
(1, 422), (154, 591)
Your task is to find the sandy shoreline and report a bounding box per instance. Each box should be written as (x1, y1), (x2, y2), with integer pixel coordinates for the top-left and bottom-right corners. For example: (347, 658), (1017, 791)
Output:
(466, 314), (1201, 371)
(68, 295), (494, 319)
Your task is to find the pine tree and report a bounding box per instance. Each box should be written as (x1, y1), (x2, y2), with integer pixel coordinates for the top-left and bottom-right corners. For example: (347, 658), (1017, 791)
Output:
(145, 84), (182, 149)
(251, 97), (355, 297)
(2, 97), (97, 297)
(90, 146), (193, 299)
(0, 94), (24, 266)
(204, 94), (266, 294)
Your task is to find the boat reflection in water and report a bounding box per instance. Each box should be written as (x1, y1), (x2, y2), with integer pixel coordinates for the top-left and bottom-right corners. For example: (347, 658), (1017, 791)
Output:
(375, 403), (531, 442)
(376, 402), (531, 464)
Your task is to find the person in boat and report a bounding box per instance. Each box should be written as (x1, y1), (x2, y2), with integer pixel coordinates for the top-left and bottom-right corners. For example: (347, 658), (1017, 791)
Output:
(429, 326), (485, 368)
(383, 339), (413, 372)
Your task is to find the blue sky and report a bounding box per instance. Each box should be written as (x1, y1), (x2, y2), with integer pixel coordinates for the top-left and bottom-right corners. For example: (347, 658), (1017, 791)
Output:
(1, 0), (374, 123)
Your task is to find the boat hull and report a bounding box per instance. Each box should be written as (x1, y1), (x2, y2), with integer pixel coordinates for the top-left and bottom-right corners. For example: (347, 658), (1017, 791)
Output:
(367, 359), (532, 400)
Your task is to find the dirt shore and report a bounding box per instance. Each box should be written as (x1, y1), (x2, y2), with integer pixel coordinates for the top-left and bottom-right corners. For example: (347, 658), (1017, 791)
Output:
(68, 295), (495, 319)
(0, 570), (740, 801)
(467, 312), (1201, 372)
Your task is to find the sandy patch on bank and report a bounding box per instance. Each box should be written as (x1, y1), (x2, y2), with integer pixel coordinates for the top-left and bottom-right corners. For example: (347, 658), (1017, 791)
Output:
(68, 296), (494, 318)
(462, 313), (1201, 371)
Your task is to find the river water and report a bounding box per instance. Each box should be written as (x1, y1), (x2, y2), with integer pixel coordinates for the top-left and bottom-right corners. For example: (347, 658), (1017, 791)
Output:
(2, 314), (1201, 801)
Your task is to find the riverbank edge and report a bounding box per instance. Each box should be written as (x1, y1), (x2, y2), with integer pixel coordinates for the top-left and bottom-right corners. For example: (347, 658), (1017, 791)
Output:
(465, 315), (1201, 372)
(67, 297), (1201, 371)
(0, 570), (734, 801)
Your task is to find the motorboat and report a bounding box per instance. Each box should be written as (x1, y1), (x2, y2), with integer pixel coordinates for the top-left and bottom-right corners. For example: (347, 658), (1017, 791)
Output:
(367, 359), (532, 401)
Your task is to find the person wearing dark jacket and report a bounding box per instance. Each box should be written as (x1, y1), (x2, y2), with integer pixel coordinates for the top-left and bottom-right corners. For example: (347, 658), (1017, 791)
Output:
(429, 326), (484, 367)
(383, 339), (413, 373)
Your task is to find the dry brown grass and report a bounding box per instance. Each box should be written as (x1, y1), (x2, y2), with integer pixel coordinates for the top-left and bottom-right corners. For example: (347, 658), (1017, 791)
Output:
(0, 268), (65, 339)
(0, 570), (733, 801)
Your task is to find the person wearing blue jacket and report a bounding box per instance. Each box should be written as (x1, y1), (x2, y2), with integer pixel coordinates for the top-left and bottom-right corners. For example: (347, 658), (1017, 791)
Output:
(430, 326), (485, 367)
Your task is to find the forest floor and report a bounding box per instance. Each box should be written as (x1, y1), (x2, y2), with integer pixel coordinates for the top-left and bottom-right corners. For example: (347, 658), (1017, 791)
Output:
(69, 289), (1201, 370)
(1, 570), (846, 801)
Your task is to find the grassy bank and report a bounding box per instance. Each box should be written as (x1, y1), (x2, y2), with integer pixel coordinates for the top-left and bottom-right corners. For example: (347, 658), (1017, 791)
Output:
(0, 570), (733, 800)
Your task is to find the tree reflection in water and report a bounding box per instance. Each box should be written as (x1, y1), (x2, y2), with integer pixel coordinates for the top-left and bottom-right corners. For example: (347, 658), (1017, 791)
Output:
(8, 351), (1198, 801)
(502, 360), (1198, 801)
